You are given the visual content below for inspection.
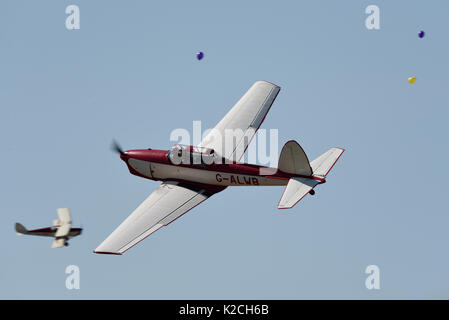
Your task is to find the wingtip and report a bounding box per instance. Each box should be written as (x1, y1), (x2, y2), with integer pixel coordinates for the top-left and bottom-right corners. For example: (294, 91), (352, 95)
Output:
(93, 250), (122, 255)
(277, 205), (293, 210)
(256, 80), (280, 89)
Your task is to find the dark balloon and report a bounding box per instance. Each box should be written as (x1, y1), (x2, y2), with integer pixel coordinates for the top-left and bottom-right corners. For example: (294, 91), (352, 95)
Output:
(418, 30), (425, 38)
(196, 52), (204, 60)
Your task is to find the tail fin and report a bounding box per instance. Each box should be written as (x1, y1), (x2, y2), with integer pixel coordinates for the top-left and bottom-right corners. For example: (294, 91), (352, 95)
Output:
(310, 148), (345, 177)
(278, 140), (312, 176)
(277, 146), (344, 209)
(15, 223), (28, 236)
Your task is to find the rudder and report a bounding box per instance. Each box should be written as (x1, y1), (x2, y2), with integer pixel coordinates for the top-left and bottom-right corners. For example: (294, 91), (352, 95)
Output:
(15, 223), (28, 235)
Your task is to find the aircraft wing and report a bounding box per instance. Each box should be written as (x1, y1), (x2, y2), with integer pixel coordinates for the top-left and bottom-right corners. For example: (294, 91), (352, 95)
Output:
(199, 80), (280, 162)
(57, 208), (72, 224)
(51, 238), (66, 248)
(94, 181), (221, 255)
(55, 208), (72, 238)
(55, 225), (71, 238)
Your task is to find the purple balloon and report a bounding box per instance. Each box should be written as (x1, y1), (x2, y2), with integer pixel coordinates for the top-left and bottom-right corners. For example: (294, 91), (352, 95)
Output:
(196, 52), (204, 60)
(418, 30), (425, 38)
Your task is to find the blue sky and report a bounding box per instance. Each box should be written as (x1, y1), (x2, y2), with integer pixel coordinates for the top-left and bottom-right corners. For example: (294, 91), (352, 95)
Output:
(1, 1), (448, 299)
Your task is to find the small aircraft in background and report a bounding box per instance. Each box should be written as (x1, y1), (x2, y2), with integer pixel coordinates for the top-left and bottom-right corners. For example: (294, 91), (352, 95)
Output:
(95, 80), (344, 255)
(15, 208), (82, 248)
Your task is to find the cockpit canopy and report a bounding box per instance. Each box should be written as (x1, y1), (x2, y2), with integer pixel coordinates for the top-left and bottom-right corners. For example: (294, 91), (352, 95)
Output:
(168, 144), (217, 165)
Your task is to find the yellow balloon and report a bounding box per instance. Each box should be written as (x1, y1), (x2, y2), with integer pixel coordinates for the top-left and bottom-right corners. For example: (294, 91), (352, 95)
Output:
(408, 77), (416, 83)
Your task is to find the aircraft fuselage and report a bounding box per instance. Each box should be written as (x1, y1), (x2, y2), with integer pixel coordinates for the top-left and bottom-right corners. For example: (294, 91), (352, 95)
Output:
(120, 149), (325, 190)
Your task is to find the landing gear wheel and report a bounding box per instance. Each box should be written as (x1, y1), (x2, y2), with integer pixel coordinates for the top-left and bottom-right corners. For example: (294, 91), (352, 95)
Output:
(309, 189), (315, 195)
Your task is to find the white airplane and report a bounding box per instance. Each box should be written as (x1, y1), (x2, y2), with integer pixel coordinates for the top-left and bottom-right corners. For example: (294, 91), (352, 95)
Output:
(15, 208), (82, 248)
(95, 81), (344, 255)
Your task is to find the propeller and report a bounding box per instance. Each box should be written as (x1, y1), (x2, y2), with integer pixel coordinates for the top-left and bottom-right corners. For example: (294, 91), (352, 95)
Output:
(111, 139), (125, 155)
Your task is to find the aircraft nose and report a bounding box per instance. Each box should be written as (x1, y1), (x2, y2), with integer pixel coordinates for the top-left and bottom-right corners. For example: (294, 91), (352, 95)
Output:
(121, 150), (142, 161)
(120, 149), (154, 162)
(120, 152), (128, 161)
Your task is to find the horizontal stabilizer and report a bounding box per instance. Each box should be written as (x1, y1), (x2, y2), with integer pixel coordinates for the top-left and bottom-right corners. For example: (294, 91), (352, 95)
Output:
(278, 177), (319, 209)
(310, 148), (345, 177)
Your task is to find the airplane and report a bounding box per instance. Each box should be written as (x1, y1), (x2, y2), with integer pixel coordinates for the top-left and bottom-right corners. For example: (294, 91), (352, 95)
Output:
(15, 208), (82, 248)
(94, 80), (344, 255)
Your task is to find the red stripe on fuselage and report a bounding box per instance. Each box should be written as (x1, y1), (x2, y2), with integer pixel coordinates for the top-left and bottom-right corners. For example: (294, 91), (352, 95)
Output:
(120, 149), (325, 183)
(28, 227), (55, 233)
